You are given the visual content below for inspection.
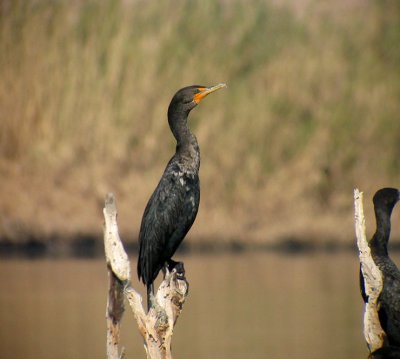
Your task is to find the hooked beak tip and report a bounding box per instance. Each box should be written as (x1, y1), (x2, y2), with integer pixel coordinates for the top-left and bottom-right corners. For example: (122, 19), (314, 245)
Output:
(193, 83), (227, 103)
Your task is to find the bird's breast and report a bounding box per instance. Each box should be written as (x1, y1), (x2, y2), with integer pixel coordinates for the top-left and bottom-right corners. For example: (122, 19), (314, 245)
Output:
(173, 169), (199, 191)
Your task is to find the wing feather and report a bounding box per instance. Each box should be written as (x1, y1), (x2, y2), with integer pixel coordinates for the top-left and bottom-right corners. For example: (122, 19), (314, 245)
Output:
(137, 161), (195, 285)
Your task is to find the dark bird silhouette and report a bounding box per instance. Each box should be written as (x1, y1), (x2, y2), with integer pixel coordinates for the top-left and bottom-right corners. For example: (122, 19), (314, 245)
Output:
(360, 187), (400, 356)
(137, 84), (226, 310)
(369, 346), (400, 359)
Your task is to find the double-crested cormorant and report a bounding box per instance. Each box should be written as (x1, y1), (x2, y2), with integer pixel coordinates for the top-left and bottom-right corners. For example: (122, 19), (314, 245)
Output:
(360, 188), (400, 353)
(137, 84), (226, 309)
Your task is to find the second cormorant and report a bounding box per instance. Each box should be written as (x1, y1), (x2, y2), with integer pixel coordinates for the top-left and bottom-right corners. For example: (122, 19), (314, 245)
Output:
(360, 187), (400, 355)
(137, 84), (226, 310)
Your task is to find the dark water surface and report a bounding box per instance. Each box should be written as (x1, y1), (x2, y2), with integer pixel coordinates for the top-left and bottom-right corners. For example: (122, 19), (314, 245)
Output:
(0, 251), (382, 359)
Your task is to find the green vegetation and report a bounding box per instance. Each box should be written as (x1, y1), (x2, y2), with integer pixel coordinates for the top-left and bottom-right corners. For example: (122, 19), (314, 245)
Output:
(0, 0), (399, 243)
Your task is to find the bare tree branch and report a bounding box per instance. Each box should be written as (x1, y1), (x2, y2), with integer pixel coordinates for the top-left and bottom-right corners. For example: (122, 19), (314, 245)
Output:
(103, 193), (130, 282)
(354, 188), (385, 353)
(106, 267), (125, 359)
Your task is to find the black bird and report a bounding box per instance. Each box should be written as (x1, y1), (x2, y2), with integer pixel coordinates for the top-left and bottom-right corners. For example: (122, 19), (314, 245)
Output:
(360, 188), (400, 354)
(137, 84), (226, 310)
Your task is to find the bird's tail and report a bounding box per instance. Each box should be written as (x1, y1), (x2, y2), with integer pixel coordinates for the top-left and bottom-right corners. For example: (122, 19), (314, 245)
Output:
(147, 283), (154, 311)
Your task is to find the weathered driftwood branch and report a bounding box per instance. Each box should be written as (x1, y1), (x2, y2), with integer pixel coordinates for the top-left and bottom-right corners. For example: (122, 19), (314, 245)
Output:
(104, 193), (130, 359)
(106, 267), (126, 359)
(354, 188), (385, 353)
(103, 193), (189, 359)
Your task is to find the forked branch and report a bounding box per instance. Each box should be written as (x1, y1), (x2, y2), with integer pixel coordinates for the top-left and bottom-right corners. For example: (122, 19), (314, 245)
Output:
(103, 193), (189, 359)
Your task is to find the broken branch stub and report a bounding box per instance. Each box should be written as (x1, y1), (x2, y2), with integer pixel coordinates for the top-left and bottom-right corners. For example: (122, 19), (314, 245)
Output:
(103, 193), (130, 282)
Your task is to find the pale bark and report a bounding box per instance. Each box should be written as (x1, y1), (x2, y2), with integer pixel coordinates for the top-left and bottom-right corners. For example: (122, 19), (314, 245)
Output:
(354, 188), (385, 353)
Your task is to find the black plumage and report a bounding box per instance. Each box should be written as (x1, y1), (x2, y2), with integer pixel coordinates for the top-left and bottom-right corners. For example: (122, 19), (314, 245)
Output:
(370, 346), (400, 359)
(137, 84), (226, 310)
(360, 187), (400, 354)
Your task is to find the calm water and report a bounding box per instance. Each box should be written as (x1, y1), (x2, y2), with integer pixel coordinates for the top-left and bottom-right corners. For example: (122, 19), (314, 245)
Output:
(0, 251), (383, 359)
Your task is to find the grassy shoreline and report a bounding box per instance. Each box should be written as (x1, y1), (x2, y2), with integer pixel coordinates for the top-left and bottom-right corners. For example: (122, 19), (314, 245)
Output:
(1, 0), (399, 248)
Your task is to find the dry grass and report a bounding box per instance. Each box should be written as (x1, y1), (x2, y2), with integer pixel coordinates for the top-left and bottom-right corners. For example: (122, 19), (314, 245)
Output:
(0, 0), (399, 245)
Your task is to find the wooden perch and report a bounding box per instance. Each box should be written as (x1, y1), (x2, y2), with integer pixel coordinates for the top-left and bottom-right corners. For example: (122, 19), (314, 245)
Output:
(125, 269), (188, 359)
(103, 193), (189, 359)
(354, 188), (385, 353)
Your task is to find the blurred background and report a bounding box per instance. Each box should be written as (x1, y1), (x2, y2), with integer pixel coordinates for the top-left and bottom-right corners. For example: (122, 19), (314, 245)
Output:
(0, 0), (399, 358)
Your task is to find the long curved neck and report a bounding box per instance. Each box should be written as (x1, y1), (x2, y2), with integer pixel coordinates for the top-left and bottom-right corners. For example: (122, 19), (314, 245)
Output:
(370, 207), (391, 257)
(168, 108), (192, 146)
(168, 108), (200, 171)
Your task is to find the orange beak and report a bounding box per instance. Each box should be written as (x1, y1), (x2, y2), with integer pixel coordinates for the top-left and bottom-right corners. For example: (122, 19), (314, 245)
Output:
(193, 83), (227, 104)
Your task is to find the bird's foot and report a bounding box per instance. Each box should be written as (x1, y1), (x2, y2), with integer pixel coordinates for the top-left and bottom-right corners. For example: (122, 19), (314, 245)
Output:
(165, 259), (186, 280)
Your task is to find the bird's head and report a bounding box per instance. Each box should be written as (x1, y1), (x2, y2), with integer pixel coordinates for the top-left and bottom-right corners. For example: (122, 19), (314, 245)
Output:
(168, 83), (226, 116)
(373, 187), (400, 216)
